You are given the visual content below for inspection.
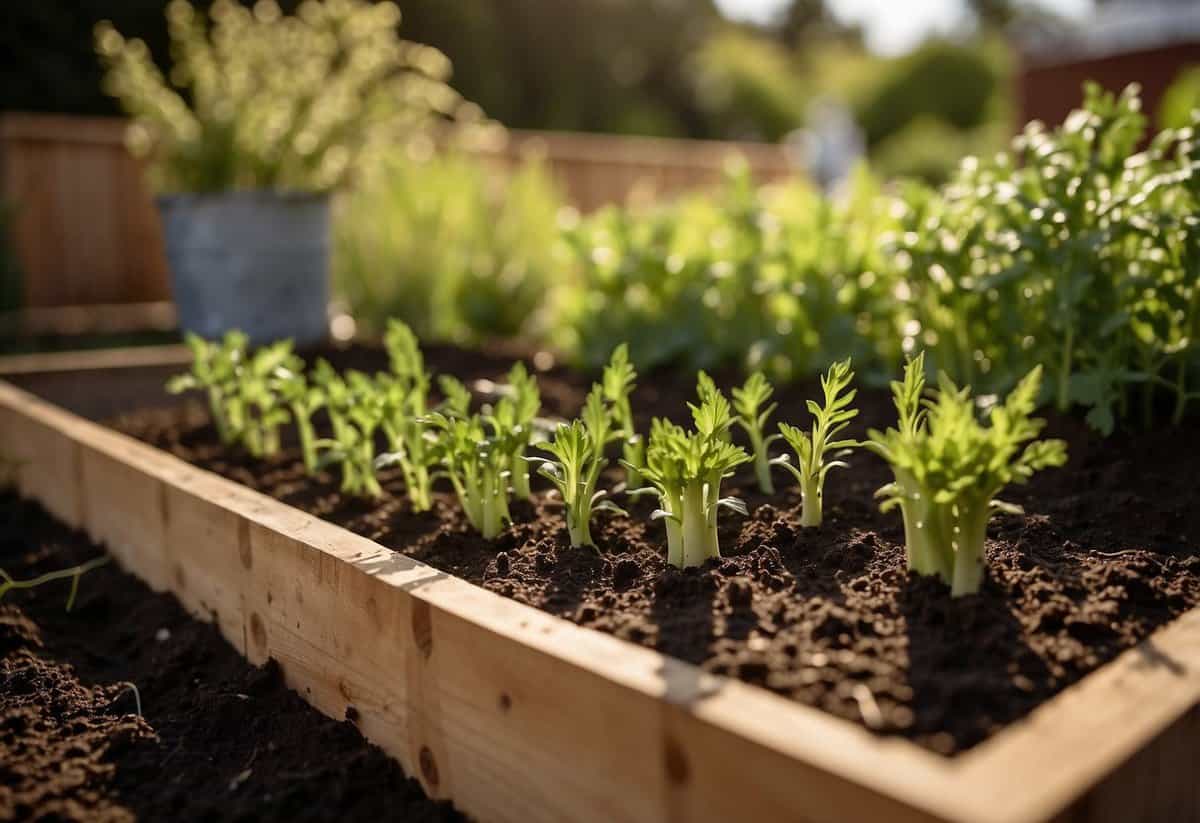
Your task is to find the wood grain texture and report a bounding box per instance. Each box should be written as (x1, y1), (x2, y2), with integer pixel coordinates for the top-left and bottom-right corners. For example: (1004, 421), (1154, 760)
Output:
(1, 372), (1197, 823)
(0, 114), (169, 307)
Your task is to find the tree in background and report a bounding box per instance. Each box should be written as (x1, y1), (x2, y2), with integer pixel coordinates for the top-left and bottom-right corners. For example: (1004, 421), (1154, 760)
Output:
(2, 0), (1038, 179)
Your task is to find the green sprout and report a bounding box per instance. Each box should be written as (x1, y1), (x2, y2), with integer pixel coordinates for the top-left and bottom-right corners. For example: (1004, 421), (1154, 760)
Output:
(437, 374), (473, 418)
(637, 389), (750, 568)
(375, 322), (438, 511)
(731, 371), (781, 493)
(166, 330), (248, 445)
(772, 358), (859, 527)
(314, 365), (385, 498)
(427, 412), (511, 538)
(528, 386), (626, 548)
(602, 344), (644, 489)
(231, 340), (296, 459)
(167, 332), (295, 458)
(491, 362), (541, 501)
(275, 369), (325, 474)
(867, 354), (1068, 596)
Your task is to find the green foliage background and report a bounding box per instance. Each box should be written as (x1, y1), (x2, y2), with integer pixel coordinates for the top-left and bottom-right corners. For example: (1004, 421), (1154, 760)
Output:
(7, 0), (1013, 179)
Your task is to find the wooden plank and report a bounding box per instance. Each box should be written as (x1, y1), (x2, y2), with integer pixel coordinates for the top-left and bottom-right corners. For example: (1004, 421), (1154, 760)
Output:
(952, 608), (1200, 823)
(0, 344), (190, 377)
(1, 373), (1198, 823)
(0, 113), (170, 307)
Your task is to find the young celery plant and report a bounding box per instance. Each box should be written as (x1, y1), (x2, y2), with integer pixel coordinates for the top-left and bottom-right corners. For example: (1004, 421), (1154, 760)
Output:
(602, 344), (644, 488)
(232, 340), (296, 459)
(494, 362), (541, 500)
(166, 330), (248, 445)
(427, 412), (512, 538)
(731, 371), (781, 493)
(638, 393), (751, 568)
(314, 366), (386, 498)
(375, 319), (437, 510)
(437, 374), (473, 418)
(275, 369), (325, 475)
(528, 386), (626, 548)
(867, 354), (1068, 596)
(772, 358), (859, 527)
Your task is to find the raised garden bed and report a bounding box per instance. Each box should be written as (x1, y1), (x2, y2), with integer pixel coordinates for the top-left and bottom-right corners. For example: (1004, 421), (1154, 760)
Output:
(2, 345), (1199, 823)
(0, 493), (459, 822)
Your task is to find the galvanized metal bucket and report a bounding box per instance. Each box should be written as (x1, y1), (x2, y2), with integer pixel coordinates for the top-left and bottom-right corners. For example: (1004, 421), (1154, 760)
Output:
(157, 191), (330, 345)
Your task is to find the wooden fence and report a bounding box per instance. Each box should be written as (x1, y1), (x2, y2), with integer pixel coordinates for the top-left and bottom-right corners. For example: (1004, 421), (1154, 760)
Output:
(0, 114), (170, 307)
(0, 112), (797, 309)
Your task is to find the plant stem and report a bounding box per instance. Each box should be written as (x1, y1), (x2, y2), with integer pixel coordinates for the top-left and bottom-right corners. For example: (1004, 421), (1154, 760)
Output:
(622, 439), (643, 489)
(511, 449), (531, 500)
(0, 556), (109, 611)
(753, 444), (774, 494)
(293, 411), (318, 473)
(1172, 361), (1189, 425)
(1056, 327), (1074, 411)
(680, 481), (710, 568)
(799, 473), (821, 527)
(950, 502), (990, 597)
(566, 506), (591, 548)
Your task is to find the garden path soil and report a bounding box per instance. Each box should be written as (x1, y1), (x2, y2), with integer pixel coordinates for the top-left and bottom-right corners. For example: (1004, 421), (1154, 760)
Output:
(112, 342), (1200, 756)
(0, 493), (462, 822)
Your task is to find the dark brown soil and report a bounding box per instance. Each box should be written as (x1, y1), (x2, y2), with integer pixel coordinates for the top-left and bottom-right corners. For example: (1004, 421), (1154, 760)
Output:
(111, 343), (1200, 756)
(0, 493), (463, 822)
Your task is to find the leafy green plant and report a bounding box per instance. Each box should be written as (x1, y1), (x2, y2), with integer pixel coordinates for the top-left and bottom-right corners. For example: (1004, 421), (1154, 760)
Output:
(528, 386), (626, 548)
(167, 331), (248, 445)
(275, 369), (325, 474)
(601, 343), (644, 488)
(427, 411), (511, 538)
(375, 320), (437, 510)
(313, 363), (385, 498)
(772, 358), (859, 527)
(231, 340), (297, 459)
(731, 371), (780, 493)
(637, 390), (750, 568)
(437, 374), (473, 418)
(335, 150), (565, 343)
(488, 362), (541, 501)
(867, 354), (1068, 596)
(95, 0), (474, 192)
(561, 163), (901, 384)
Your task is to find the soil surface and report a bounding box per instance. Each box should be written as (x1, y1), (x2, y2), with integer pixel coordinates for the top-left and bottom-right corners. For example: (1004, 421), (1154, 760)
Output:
(0, 493), (462, 822)
(111, 342), (1200, 756)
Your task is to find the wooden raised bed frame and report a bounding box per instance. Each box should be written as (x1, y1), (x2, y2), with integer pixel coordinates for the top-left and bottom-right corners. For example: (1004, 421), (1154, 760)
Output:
(0, 351), (1197, 823)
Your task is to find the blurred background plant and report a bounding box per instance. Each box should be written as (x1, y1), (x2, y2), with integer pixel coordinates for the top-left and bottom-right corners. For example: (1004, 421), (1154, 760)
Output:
(94, 0), (481, 191)
(333, 142), (567, 344)
(559, 160), (903, 382)
(15, 0), (1046, 184)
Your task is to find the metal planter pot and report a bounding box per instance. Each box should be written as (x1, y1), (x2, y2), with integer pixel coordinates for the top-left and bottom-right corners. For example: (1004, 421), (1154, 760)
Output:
(158, 191), (330, 346)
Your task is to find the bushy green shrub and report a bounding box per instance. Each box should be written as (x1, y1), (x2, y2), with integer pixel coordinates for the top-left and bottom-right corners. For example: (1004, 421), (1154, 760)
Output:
(95, 0), (476, 192)
(1159, 65), (1200, 130)
(334, 147), (566, 343)
(855, 40), (1004, 148)
(560, 84), (1200, 433)
(889, 83), (1200, 431)
(689, 28), (807, 141)
(560, 161), (902, 382)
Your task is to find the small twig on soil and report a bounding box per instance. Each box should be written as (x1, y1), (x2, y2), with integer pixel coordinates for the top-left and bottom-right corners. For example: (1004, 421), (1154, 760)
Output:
(114, 681), (143, 718)
(852, 683), (884, 730)
(0, 556), (110, 611)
